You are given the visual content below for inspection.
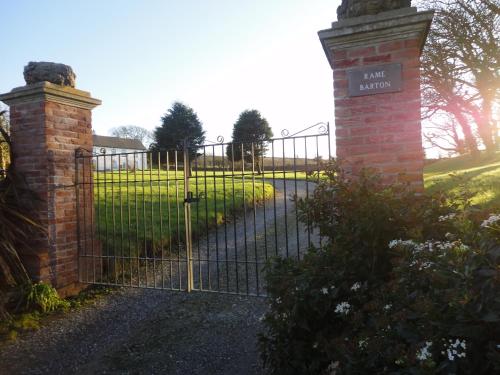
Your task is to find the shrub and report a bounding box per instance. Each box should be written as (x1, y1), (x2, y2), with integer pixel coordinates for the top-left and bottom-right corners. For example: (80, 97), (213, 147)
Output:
(1, 282), (69, 341)
(23, 282), (69, 313)
(259, 162), (500, 374)
(0, 158), (44, 320)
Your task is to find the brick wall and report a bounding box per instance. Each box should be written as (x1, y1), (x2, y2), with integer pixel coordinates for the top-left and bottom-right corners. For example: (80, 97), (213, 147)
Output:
(1, 82), (100, 296)
(9, 101), (51, 281)
(332, 39), (423, 187)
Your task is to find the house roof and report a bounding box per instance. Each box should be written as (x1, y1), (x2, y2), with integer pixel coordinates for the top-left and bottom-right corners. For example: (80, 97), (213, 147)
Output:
(93, 135), (146, 150)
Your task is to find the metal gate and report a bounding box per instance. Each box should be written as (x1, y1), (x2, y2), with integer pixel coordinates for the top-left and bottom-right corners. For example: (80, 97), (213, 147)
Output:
(75, 123), (331, 296)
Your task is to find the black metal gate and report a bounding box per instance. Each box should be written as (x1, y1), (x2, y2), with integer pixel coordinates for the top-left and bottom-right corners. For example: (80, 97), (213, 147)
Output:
(75, 123), (331, 296)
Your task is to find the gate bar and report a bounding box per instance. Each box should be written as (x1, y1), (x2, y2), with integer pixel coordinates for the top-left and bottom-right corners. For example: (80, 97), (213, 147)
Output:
(183, 139), (194, 292)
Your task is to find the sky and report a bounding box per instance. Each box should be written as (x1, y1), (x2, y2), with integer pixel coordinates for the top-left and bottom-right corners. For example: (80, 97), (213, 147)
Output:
(1, 0), (340, 152)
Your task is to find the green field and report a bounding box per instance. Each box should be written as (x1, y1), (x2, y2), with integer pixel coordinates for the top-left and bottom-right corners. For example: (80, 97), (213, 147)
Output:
(89, 149), (500, 256)
(90, 170), (276, 255)
(424, 151), (500, 210)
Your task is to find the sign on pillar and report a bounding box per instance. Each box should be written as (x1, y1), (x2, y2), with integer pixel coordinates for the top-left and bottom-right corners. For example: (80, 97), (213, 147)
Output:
(348, 63), (402, 97)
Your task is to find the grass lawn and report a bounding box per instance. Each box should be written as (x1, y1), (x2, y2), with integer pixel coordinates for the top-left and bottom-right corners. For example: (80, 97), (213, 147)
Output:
(89, 150), (500, 257)
(257, 170), (323, 181)
(91, 170), (275, 255)
(424, 151), (500, 210)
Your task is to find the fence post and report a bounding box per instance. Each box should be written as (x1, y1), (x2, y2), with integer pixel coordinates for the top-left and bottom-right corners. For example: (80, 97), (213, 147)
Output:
(0, 65), (101, 296)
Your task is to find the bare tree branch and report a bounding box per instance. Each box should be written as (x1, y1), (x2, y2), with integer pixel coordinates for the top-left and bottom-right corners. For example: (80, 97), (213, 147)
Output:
(418, 0), (500, 155)
(109, 125), (153, 147)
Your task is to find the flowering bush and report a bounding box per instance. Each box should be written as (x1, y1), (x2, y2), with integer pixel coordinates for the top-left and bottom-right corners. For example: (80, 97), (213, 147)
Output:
(259, 163), (500, 374)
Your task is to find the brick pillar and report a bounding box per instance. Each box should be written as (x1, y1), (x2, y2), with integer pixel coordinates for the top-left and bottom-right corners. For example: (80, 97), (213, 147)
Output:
(0, 81), (101, 296)
(319, 7), (433, 189)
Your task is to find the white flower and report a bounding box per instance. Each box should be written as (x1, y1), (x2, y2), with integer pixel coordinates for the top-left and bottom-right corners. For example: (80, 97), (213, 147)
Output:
(435, 241), (455, 251)
(321, 287), (329, 295)
(389, 239), (432, 252)
(351, 282), (361, 291)
(326, 361), (339, 375)
(389, 239), (400, 248)
(335, 301), (351, 315)
(444, 339), (467, 361)
(416, 341), (433, 361)
(313, 342), (318, 349)
(481, 214), (500, 228)
(399, 240), (466, 257)
(457, 243), (470, 251)
(438, 213), (457, 222)
(275, 297), (281, 304)
(358, 338), (368, 349)
(389, 239), (418, 249)
(414, 242), (427, 252)
(384, 304), (392, 311)
(419, 261), (433, 271)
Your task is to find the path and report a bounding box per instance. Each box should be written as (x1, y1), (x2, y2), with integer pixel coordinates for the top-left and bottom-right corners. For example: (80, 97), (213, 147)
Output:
(0, 290), (267, 374)
(0, 179), (320, 374)
(191, 179), (320, 295)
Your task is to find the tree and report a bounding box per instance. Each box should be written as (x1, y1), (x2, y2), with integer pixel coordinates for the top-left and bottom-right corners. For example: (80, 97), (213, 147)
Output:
(151, 102), (205, 168)
(109, 125), (152, 147)
(420, 0), (500, 156)
(423, 114), (467, 156)
(227, 110), (273, 173)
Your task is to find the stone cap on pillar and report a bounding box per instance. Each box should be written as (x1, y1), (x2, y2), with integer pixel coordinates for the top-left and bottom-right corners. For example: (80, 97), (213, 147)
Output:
(0, 81), (101, 110)
(318, 7), (434, 68)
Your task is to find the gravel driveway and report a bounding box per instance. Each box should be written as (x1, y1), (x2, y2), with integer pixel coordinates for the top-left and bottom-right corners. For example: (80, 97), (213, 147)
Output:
(190, 179), (320, 295)
(0, 289), (268, 374)
(0, 179), (319, 374)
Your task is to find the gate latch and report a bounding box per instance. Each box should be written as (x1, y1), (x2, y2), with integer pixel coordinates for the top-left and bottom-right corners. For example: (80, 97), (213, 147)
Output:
(184, 191), (201, 204)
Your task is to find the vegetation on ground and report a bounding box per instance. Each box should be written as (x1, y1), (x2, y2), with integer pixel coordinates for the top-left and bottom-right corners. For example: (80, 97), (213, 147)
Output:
(1, 282), (69, 342)
(92, 170), (275, 256)
(424, 151), (500, 210)
(260, 161), (500, 374)
(0, 284), (115, 342)
(23, 283), (70, 313)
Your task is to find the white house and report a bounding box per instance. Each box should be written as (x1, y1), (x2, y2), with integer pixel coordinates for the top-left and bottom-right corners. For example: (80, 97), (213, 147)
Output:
(93, 135), (148, 171)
